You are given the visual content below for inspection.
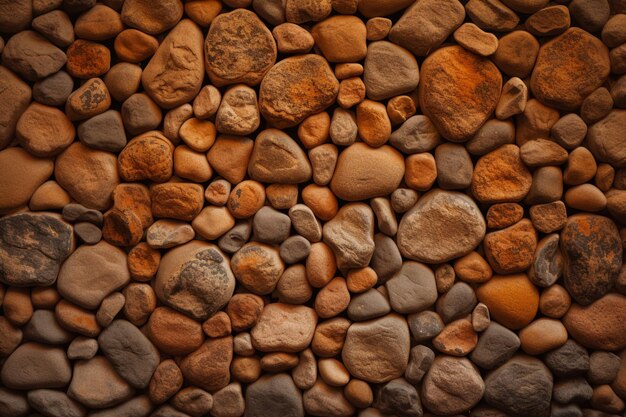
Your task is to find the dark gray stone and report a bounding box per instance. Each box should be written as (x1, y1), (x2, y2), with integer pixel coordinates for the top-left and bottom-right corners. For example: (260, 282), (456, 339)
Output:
(375, 378), (422, 417)
(33, 70), (74, 106)
(470, 322), (520, 370)
(279, 235), (311, 264)
(369, 233), (402, 283)
(544, 339), (589, 378)
(407, 310), (443, 343)
(347, 288), (391, 321)
(405, 345), (434, 385)
(78, 110), (127, 152)
(244, 374), (304, 417)
(390, 115), (441, 154)
(552, 377), (593, 404)
(436, 282), (477, 323)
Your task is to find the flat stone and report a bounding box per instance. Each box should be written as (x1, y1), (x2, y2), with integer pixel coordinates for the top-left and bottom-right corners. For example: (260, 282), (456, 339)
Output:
(231, 242), (284, 295)
(476, 274), (539, 330)
(179, 337), (233, 392)
(68, 356), (134, 409)
(564, 293), (626, 351)
(303, 379), (355, 417)
(1, 31), (66, 81)
(89, 396), (152, 417)
(205, 9), (276, 87)
(0, 212), (73, 287)
(587, 110), (626, 168)
(78, 110), (127, 152)
(437, 282), (478, 323)
(1, 343), (71, 390)
(16, 102), (74, 157)
(147, 307), (204, 356)
(323, 203), (375, 270)
(155, 241), (235, 320)
(0, 66), (31, 149)
(397, 189), (486, 263)
(27, 389), (85, 417)
(67, 337), (98, 360)
(531, 28), (610, 111)
(342, 314), (410, 383)
(142, 19), (203, 109)
(23, 309), (73, 344)
(472, 144), (532, 203)
(147, 220), (194, 249)
(248, 129), (312, 184)
(251, 303), (317, 352)
(245, 374), (304, 417)
(466, 0), (520, 32)
(98, 320), (159, 389)
(259, 54), (338, 128)
(386, 262), (437, 314)
(58, 241), (130, 310)
(419, 45), (501, 141)
(408, 311), (444, 343)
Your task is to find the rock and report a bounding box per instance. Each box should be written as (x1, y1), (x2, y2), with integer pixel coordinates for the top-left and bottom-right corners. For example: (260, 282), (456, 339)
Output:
(560, 214), (622, 305)
(180, 337), (233, 392)
(432, 317), (478, 356)
(496, 77), (527, 120)
(311, 16), (366, 63)
(33, 71), (75, 108)
(453, 252), (492, 284)
(118, 131), (173, 183)
(231, 242), (284, 295)
(259, 54), (339, 128)
(528, 234), (563, 287)
(347, 288), (390, 321)
(273, 23), (314, 54)
(0, 316), (22, 357)
(484, 219), (537, 274)
(15, 102), (74, 158)
(552, 377), (592, 404)
(531, 28), (609, 111)
(147, 307), (204, 356)
(121, 93), (162, 136)
(149, 359), (183, 404)
(98, 319), (159, 389)
(248, 129), (312, 183)
(323, 203), (375, 270)
(105, 63), (142, 103)
(465, 0), (520, 31)
(472, 144), (532, 203)
(315, 277), (350, 319)
(216, 85), (260, 135)
(0, 148), (54, 211)
(397, 189), (486, 263)
(55, 142), (119, 210)
(205, 9), (276, 87)
(330, 143), (404, 201)
(245, 374), (304, 417)
(375, 378), (422, 417)
(544, 339), (590, 378)
(1, 31), (66, 81)
(419, 45), (501, 142)
(0, 212), (73, 287)
(564, 293), (626, 350)
(0, 0), (31, 33)
(114, 28), (158, 63)
(356, 100), (391, 147)
(342, 314), (410, 383)
(57, 300), (101, 337)
(389, 0), (464, 56)
(435, 143), (473, 189)
(142, 19), (203, 109)
(0, 66), (31, 149)
(484, 356), (553, 417)
(303, 379), (355, 417)
(1, 343), (71, 390)
(170, 387), (213, 417)
(66, 40), (111, 79)
(150, 182), (203, 221)
(422, 356), (484, 415)
(23, 309), (73, 344)
(155, 241), (235, 320)
(57, 241), (129, 309)
(587, 110), (626, 168)
(493, 30), (539, 79)
(251, 303), (317, 352)
(0, 387), (29, 417)
(476, 274), (539, 330)
(68, 356), (134, 409)
(207, 136), (253, 184)
(280, 235), (311, 264)
(519, 318), (568, 355)
(65, 78), (111, 122)
(588, 351), (620, 384)
(121, 0), (183, 35)
(74, 4), (123, 41)
(78, 110), (127, 152)
(386, 262), (437, 314)
(454, 23), (499, 57)
(27, 389), (85, 417)
(67, 337), (98, 360)
(437, 282), (478, 323)
(285, 0), (332, 23)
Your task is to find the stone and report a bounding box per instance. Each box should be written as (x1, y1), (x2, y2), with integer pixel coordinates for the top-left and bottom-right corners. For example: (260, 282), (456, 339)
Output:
(78, 110), (126, 153)
(285, 0), (331, 23)
(419, 46), (502, 141)
(205, 9), (276, 87)
(211, 382), (245, 417)
(344, 379), (373, 408)
(519, 318), (568, 355)
(588, 351), (620, 384)
(150, 182), (203, 221)
(366, 17), (391, 41)
(66, 40), (111, 79)
(0, 212), (73, 287)
(115, 30), (158, 64)
(146, 220), (193, 249)
(437, 282), (478, 322)
(484, 356), (553, 417)
(155, 241), (235, 320)
(148, 360), (182, 405)
(147, 307), (204, 356)
(561, 214), (622, 305)
(273, 23), (314, 54)
(118, 131), (173, 183)
(454, 252), (493, 284)
(528, 234), (563, 287)
(251, 303), (317, 352)
(231, 243), (284, 295)
(16, 102), (74, 157)
(531, 28), (609, 111)
(303, 379), (355, 417)
(398, 189), (486, 263)
(301, 185), (338, 221)
(405, 345), (434, 384)
(587, 110), (626, 168)
(67, 337), (98, 360)
(180, 337), (233, 392)
(74, 5), (123, 41)
(356, 100), (391, 147)
(435, 143), (473, 189)
(484, 219), (537, 274)
(476, 274), (539, 330)
(65, 78), (111, 122)
(57, 241), (129, 310)
(55, 142), (119, 210)
(0, 0), (31, 33)
(0, 66), (31, 149)
(245, 374), (305, 417)
(292, 348), (317, 389)
(539, 284), (571, 319)
(311, 16), (367, 63)
(376, 378), (422, 417)
(259, 54), (339, 128)
(280, 236), (311, 265)
(33, 70), (73, 107)
(342, 314), (410, 383)
(323, 203), (375, 270)
(465, 0), (520, 31)
(569, 0), (610, 32)
(170, 387), (213, 417)
(68, 356), (134, 409)
(472, 144), (532, 203)
(1, 31), (66, 81)
(470, 322), (520, 370)
(389, 0), (465, 56)
(386, 262), (437, 314)
(98, 320), (159, 389)
(387, 95), (416, 126)
(174, 146), (212, 182)
(422, 356), (484, 415)
(104, 63), (142, 102)
(357, 0), (414, 17)
(0, 317), (22, 357)
(275, 264), (313, 304)
(329, 108), (357, 146)
(315, 277), (350, 319)
(389, 115), (441, 154)
(121, 0), (183, 35)
(544, 339), (590, 378)
(347, 288), (390, 321)
(564, 147), (597, 185)
(466, 119), (514, 156)
(248, 129), (312, 183)
(454, 23), (499, 56)
(216, 85), (260, 135)
(23, 309), (72, 344)
(1, 343), (71, 390)
(496, 77), (527, 120)
(564, 294), (626, 350)
(493, 31), (539, 79)
(27, 389), (85, 417)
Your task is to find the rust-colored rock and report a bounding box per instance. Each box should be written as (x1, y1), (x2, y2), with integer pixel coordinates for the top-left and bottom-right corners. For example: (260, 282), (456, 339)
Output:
(118, 131), (174, 183)
(66, 40), (111, 79)
(476, 274), (539, 330)
(564, 294), (626, 351)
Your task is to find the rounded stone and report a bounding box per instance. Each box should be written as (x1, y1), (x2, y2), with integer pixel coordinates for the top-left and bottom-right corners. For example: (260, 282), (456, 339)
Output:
(564, 293), (626, 351)
(248, 129), (312, 184)
(363, 41), (419, 101)
(251, 303), (317, 353)
(1, 343), (71, 390)
(476, 274), (539, 330)
(231, 243), (285, 295)
(397, 189), (486, 264)
(155, 241), (236, 320)
(147, 307), (204, 356)
(311, 15), (367, 63)
(1, 31), (66, 81)
(68, 356), (133, 409)
(16, 102), (75, 157)
(117, 131), (173, 183)
(518, 318), (568, 355)
(586, 110), (626, 168)
(121, 0), (183, 35)
(245, 374), (305, 417)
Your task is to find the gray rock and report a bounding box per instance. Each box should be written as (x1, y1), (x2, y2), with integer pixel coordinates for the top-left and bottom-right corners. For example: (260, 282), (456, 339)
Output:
(279, 235), (311, 264)
(363, 41), (419, 101)
(253, 206), (291, 245)
(62, 203), (103, 225)
(121, 93), (162, 136)
(552, 377), (593, 404)
(0, 387), (29, 417)
(1, 31), (66, 81)
(484, 356), (553, 417)
(211, 383), (245, 417)
(96, 292), (125, 328)
(0, 212), (74, 287)
(466, 119), (515, 156)
(23, 310), (73, 344)
(375, 378), (422, 417)
(386, 262), (437, 314)
(78, 110), (127, 152)
(218, 221), (251, 254)
(528, 233), (563, 287)
(407, 310), (444, 343)
(347, 288), (391, 321)
(544, 339), (589, 378)
(436, 282), (477, 323)
(74, 222), (102, 245)
(587, 351), (620, 384)
(146, 220), (194, 249)
(27, 389), (85, 417)
(68, 356), (134, 409)
(390, 115), (441, 154)
(370, 234), (402, 283)
(435, 143), (473, 190)
(31, 10), (75, 47)
(33, 71), (74, 107)
(330, 108), (357, 146)
(67, 337), (98, 360)
(405, 345), (434, 385)
(470, 322), (520, 370)
(1, 343), (72, 390)
(288, 204), (322, 243)
(89, 395), (153, 417)
(323, 203), (375, 270)
(98, 320), (160, 389)
(244, 374), (304, 417)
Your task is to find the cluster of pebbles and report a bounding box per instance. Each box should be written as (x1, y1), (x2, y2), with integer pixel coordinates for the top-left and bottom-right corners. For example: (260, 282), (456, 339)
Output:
(2, 0), (626, 416)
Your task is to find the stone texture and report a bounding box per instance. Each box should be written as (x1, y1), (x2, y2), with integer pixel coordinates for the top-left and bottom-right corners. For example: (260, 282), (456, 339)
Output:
(323, 203), (375, 270)
(472, 144), (532, 203)
(121, 0), (183, 35)
(1, 343), (71, 390)
(587, 110), (626, 168)
(180, 337), (233, 392)
(0, 66), (31, 149)
(117, 131), (173, 183)
(245, 374), (304, 417)
(1, 31), (66, 81)
(564, 293), (626, 351)
(476, 274), (539, 330)
(68, 356), (134, 409)
(231, 242), (284, 295)
(363, 41), (419, 101)
(248, 129), (312, 183)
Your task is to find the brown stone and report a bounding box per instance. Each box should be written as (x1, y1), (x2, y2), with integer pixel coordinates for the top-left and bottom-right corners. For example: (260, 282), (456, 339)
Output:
(251, 303), (317, 352)
(150, 182), (203, 221)
(121, 0), (183, 35)
(227, 180), (266, 219)
(0, 147), (53, 211)
(16, 102), (75, 157)
(231, 243), (285, 295)
(529, 201), (567, 234)
(180, 337), (233, 392)
(248, 129), (312, 184)
(315, 277), (350, 319)
(472, 144), (532, 203)
(273, 23), (314, 54)
(311, 16), (367, 63)
(433, 319), (478, 356)
(493, 30), (539, 78)
(114, 29), (159, 63)
(564, 294), (626, 350)
(118, 131), (173, 183)
(476, 274), (539, 330)
(55, 300), (101, 337)
(128, 243), (161, 281)
(484, 219), (538, 274)
(149, 359), (183, 404)
(66, 40), (110, 79)
(147, 307), (204, 356)
(519, 318), (568, 355)
(226, 293), (264, 332)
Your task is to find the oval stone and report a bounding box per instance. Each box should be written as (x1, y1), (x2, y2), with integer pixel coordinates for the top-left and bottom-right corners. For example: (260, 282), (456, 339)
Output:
(564, 293), (626, 351)
(397, 189), (486, 263)
(1, 343), (72, 390)
(247, 129), (312, 184)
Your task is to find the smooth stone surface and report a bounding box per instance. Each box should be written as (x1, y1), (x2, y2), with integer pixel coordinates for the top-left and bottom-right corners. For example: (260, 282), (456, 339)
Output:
(245, 374), (304, 417)
(564, 294), (626, 351)
(0, 147), (53, 211)
(248, 129), (312, 184)
(1, 343), (72, 390)
(68, 356), (134, 409)
(386, 262), (438, 314)
(586, 110), (626, 168)
(363, 41), (419, 101)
